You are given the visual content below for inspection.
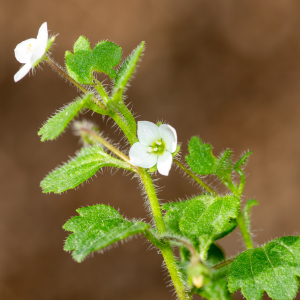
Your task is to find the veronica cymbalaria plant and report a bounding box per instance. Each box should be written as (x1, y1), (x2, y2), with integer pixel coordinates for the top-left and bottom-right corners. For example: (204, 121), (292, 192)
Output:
(14, 22), (300, 300)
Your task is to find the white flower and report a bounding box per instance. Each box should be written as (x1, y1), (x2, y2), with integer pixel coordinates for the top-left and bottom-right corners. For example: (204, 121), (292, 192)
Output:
(129, 121), (177, 176)
(14, 22), (48, 82)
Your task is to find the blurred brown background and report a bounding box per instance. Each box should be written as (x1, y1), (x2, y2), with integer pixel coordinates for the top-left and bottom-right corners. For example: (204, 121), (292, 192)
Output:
(1, 0), (300, 299)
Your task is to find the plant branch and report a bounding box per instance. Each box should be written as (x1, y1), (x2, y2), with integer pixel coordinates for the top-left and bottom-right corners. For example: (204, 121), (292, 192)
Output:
(237, 212), (254, 249)
(45, 57), (137, 144)
(93, 79), (109, 104)
(174, 159), (218, 197)
(139, 169), (190, 300)
(45, 57), (107, 110)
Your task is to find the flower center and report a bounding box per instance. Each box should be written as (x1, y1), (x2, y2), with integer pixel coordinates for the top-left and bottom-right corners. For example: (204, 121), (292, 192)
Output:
(27, 43), (34, 52)
(147, 140), (165, 155)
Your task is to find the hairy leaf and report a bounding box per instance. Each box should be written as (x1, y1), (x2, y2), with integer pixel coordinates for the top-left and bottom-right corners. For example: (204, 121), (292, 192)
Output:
(41, 146), (134, 193)
(234, 151), (253, 171)
(185, 137), (218, 175)
(112, 41), (144, 96)
(163, 200), (191, 235)
(228, 236), (300, 300)
(65, 36), (122, 84)
(186, 137), (236, 187)
(215, 149), (233, 184)
(162, 195), (239, 240)
(180, 195), (239, 238)
(64, 204), (149, 262)
(38, 94), (92, 141)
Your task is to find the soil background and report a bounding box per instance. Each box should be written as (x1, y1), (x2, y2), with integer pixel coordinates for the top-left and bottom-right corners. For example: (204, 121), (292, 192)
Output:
(1, 1), (300, 299)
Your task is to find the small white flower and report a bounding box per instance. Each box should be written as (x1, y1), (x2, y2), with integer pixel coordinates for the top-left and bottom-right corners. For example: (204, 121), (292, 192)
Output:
(14, 22), (48, 82)
(129, 121), (177, 176)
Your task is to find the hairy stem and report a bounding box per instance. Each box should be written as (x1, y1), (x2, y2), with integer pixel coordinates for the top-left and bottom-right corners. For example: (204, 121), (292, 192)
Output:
(117, 101), (137, 138)
(111, 90), (137, 139)
(173, 159), (218, 197)
(225, 177), (254, 249)
(163, 236), (197, 257)
(45, 57), (107, 110)
(80, 128), (134, 165)
(139, 169), (190, 300)
(213, 258), (235, 270)
(237, 212), (254, 249)
(93, 80), (109, 105)
(93, 80), (137, 144)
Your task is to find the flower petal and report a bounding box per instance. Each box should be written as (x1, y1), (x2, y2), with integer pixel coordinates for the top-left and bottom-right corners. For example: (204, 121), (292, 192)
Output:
(157, 151), (173, 176)
(138, 121), (161, 146)
(14, 38), (37, 64)
(36, 22), (48, 42)
(159, 124), (177, 153)
(129, 142), (158, 168)
(14, 63), (32, 82)
(31, 22), (48, 64)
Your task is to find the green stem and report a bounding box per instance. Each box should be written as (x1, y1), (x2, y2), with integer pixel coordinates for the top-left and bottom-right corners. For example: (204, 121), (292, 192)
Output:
(108, 89), (137, 144)
(117, 101), (137, 138)
(163, 236), (197, 257)
(237, 212), (254, 249)
(111, 112), (138, 145)
(93, 80), (137, 144)
(80, 128), (135, 165)
(173, 159), (218, 197)
(93, 80), (109, 105)
(213, 258), (235, 270)
(45, 57), (107, 111)
(139, 169), (189, 300)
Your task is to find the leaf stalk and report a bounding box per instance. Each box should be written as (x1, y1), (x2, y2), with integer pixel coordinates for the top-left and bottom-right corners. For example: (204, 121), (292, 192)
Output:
(173, 159), (218, 197)
(237, 212), (254, 249)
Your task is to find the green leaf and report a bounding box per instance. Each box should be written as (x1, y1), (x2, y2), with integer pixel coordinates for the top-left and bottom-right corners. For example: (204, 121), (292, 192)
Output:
(63, 204), (149, 262)
(196, 278), (232, 300)
(228, 236), (300, 300)
(243, 199), (258, 231)
(215, 149), (233, 184)
(162, 200), (191, 236)
(234, 151), (253, 171)
(179, 195), (239, 238)
(112, 41), (144, 96)
(206, 243), (225, 267)
(162, 195), (240, 240)
(185, 137), (218, 175)
(185, 137), (236, 189)
(41, 146), (134, 193)
(65, 36), (122, 84)
(38, 94), (92, 141)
